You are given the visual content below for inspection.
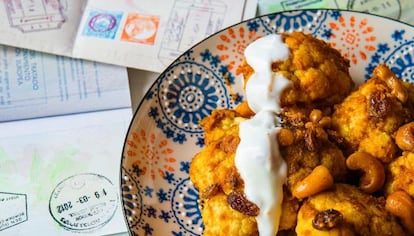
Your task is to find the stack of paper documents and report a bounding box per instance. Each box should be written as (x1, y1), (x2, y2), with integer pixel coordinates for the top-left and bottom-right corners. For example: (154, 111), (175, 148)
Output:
(0, 0), (257, 73)
(0, 44), (132, 235)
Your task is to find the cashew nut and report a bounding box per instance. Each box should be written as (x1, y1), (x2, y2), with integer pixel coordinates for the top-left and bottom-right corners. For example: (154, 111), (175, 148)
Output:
(374, 64), (408, 103)
(346, 152), (385, 193)
(385, 190), (414, 234)
(395, 122), (414, 152)
(292, 165), (334, 199)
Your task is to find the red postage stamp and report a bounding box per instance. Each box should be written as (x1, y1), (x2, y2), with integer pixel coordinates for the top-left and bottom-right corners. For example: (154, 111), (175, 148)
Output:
(121, 13), (160, 45)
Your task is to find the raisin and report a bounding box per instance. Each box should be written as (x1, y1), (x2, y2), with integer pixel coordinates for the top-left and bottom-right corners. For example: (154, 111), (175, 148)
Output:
(304, 126), (321, 152)
(227, 191), (259, 216)
(368, 91), (391, 119)
(312, 208), (343, 230)
(326, 129), (349, 151)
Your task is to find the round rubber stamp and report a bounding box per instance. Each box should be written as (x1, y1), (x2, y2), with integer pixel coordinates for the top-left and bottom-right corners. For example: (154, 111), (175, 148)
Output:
(88, 13), (117, 32)
(49, 173), (118, 232)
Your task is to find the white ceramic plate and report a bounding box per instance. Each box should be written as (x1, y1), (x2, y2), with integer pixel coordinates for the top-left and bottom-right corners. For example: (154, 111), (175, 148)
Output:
(121, 9), (414, 235)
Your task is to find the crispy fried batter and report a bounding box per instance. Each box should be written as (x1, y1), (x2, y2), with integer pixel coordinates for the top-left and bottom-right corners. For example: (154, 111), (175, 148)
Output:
(332, 64), (414, 162)
(296, 184), (405, 236)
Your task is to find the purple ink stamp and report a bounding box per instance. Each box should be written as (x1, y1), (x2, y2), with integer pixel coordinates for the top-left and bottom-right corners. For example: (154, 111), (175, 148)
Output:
(82, 9), (123, 39)
(3, 0), (67, 33)
(89, 14), (117, 32)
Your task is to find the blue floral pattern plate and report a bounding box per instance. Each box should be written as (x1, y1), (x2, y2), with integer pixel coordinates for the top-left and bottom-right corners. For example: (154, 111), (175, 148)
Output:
(121, 9), (414, 235)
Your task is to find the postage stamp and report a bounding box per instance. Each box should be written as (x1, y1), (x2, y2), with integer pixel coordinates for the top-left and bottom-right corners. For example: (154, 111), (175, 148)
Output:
(81, 9), (123, 39)
(0, 192), (28, 231)
(121, 13), (160, 45)
(49, 173), (118, 232)
(3, 0), (66, 33)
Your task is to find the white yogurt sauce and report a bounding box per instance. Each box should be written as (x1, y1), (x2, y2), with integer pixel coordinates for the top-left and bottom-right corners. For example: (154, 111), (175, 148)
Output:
(235, 34), (291, 236)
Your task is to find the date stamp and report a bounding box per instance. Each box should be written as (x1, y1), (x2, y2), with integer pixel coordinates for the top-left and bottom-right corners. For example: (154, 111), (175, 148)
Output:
(49, 173), (118, 232)
(121, 13), (160, 45)
(81, 9), (123, 39)
(3, 0), (67, 33)
(0, 192), (28, 231)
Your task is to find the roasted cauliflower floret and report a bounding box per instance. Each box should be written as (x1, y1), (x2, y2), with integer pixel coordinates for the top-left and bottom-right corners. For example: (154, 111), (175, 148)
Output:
(200, 193), (258, 236)
(296, 184), (405, 236)
(332, 64), (414, 162)
(241, 32), (354, 108)
(279, 108), (347, 195)
(190, 109), (301, 235)
(190, 109), (244, 197)
(385, 151), (414, 197)
(281, 131), (347, 195)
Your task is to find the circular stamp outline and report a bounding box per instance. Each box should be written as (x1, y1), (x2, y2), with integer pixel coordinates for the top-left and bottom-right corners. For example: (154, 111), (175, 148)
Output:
(88, 13), (117, 32)
(48, 173), (118, 232)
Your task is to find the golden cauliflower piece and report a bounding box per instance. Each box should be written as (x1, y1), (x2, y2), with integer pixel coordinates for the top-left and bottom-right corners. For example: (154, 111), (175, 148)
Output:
(190, 109), (244, 197)
(190, 109), (256, 236)
(332, 64), (414, 162)
(278, 109), (347, 192)
(190, 109), (301, 235)
(241, 31), (354, 108)
(385, 151), (414, 196)
(200, 193), (258, 236)
(282, 140), (346, 193)
(296, 184), (405, 236)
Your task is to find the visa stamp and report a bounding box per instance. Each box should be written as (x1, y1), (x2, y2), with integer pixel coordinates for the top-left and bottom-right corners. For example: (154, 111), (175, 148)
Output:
(49, 173), (118, 232)
(0, 192), (28, 231)
(3, 0), (66, 33)
(81, 9), (123, 39)
(121, 13), (160, 45)
(345, 0), (402, 20)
